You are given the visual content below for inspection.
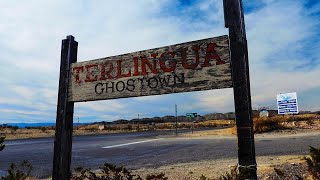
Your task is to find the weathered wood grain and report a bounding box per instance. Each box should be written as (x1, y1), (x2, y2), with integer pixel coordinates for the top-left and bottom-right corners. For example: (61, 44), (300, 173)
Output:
(68, 35), (231, 102)
(224, 0), (257, 179)
(53, 35), (77, 180)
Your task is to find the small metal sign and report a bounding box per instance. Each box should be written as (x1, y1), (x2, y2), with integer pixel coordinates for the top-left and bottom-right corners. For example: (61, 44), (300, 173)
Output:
(277, 92), (299, 114)
(186, 113), (197, 118)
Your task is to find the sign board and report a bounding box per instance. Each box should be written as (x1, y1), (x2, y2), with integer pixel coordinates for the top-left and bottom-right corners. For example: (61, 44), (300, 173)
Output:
(186, 113), (197, 118)
(277, 92), (299, 114)
(54, 1), (258, 179)
(69, 35), (231, 102)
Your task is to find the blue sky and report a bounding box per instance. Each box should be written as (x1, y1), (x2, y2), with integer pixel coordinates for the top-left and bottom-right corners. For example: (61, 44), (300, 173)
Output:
(0, 0), (319, 123)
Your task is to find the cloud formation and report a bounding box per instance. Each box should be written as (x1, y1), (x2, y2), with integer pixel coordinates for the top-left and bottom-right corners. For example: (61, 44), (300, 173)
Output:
(0, 0), (319, 123)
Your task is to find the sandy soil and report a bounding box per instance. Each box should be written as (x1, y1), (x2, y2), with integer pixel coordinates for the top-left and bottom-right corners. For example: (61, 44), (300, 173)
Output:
(134, 129), (320, 180)
(134, 125), (320, 180)
(133, 155), (309, 180)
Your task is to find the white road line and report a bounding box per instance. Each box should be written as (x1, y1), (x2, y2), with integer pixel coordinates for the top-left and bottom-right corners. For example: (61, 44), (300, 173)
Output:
(102, 138), (163, 149)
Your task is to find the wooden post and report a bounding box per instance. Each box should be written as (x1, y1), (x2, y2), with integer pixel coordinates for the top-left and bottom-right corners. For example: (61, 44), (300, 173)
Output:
(52, 35), (78, 180)
(223, 0), (257, 179)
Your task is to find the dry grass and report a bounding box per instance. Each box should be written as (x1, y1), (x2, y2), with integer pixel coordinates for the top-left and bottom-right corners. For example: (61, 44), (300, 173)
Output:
(253, 117), (289, 133)
(0, 128), (55, 140)
(2, 114), (319, 140)
(224, 114), (320, 135)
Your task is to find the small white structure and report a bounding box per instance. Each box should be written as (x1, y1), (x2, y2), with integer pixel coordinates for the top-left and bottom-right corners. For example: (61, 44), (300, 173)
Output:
(259, 109), (269, 117)
(98, 125), (105, 130)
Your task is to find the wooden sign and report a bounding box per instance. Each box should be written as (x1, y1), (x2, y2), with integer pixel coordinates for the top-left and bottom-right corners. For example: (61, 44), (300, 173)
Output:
(54, 1), (257, 179)
(69, 35), (231, 102)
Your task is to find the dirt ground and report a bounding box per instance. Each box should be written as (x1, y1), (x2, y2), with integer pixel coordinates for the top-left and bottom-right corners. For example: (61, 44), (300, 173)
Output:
(134, 129), (320, 180)
(133, 155), (309, 180)
(2, 117), (320, 179)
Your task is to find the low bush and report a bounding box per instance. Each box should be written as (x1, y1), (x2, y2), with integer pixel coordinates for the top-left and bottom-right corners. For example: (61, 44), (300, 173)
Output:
(39, 126), (47, 132)
(122, 125), (133, 131)
(306, 120), (315, 126)
(84, 127), (98, 131)
(218, 165), (251, 180)
(10, 126), (19, 132)
(72, 163), (168, 180)
(287, 114), (314, 122)
(304, 146), (320, 179)
(253, 118), (288, 133)
(1, 160), (33, 180)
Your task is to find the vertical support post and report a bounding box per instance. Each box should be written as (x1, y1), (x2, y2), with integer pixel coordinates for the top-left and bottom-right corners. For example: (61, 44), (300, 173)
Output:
(223, 0), (257, 179)
(191, 120), (194, 134)
(77, 117), (80, 130)
(137, 114), (140, 131)
(52, 35), (78, 180)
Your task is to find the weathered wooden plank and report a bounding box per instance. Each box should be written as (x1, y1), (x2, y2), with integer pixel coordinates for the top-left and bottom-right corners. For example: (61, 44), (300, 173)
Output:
(52, 35), (77, 180)
(224, 0), (257, 179)
(68, 35), (231, 102)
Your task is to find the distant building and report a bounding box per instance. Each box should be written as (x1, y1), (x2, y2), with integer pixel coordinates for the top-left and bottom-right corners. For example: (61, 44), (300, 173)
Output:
(259, 109), (269, 117)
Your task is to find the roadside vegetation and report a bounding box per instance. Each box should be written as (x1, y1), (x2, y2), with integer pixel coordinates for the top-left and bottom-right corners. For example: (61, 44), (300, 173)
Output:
(72, 163), (167, 180)
(230, 114), (320, 134)
(0, 119), (235, 140)
(1, 113), (320, 140)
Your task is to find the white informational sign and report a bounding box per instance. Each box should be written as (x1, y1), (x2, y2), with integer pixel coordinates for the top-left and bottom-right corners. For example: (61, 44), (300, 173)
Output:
(277, 92), (299, 114)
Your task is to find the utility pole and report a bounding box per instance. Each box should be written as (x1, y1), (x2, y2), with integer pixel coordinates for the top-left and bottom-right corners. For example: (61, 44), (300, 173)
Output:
(77, 117), (79, 130)
(175, 104), (178, 136)
(137, 114), (140, 131)
(191, 115), (194, 134)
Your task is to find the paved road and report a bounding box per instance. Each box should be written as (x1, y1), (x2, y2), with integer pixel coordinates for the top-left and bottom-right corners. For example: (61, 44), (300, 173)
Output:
(0, 129), (319, 178)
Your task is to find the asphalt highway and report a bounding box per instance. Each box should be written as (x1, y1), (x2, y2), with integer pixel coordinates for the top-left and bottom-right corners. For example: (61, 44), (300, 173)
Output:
(0, 129), (319, 178)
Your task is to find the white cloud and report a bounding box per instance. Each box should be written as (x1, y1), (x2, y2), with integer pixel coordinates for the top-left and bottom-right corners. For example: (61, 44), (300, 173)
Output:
(0, 0), (319, 123)
(76, 100), (125, 112)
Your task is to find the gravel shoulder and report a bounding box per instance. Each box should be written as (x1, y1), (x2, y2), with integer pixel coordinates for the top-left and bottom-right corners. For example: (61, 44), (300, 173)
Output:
(134, 128), (320, 180)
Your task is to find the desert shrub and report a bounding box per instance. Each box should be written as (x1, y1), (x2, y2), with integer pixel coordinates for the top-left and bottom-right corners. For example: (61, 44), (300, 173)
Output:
(84, 127), (97, 131)
(0, 136), (5, 151)
(218, 165), (251, 180)
(273, 168), (303, 180)
(230, 126), (237, 135)
(145, 173), (168, 180)
(199, 174), (209, 180)
(304, 146), (320, 179)
(154, 123), (172, 130)
(10, 126), (19, 132)
(253, 118), (288, 133)
(288, 115), (314, 122)
(103, 125), (120, 131)
(72, 163), (168, 180)
(306, 120), (315, 126)
(1, 160), (33, 180)
(123, 125), (133, 131)
(39, 126), (47, 132)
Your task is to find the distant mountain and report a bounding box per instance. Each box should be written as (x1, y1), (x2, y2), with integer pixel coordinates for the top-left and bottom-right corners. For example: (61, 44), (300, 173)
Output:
(3, 123), (56, 128)
(2, 123), (87, 128)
